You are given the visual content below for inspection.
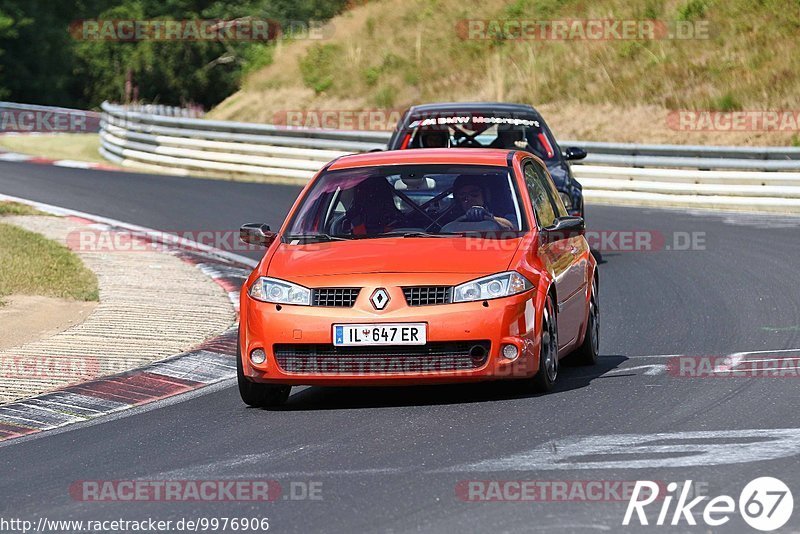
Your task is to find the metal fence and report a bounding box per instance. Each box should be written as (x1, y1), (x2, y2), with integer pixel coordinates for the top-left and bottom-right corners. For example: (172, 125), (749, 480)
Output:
(97, 102), (800, 212)
(0, 101), (101, 134)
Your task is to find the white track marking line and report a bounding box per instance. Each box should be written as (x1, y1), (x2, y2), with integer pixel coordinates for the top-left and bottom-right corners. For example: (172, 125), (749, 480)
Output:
(722, 348), (800, 356)
(601, 349), (800, 377)
(738, 357), (800, 363)
(448, 428), (800, 472)
(53, 160), (95, 169)
(605, 364), (667, 376)
(622, 348), (800, 359)
(0, 153), (33, 162)
(713, 351), (746, 373)
(722, 369), (800, 374)
(614, 354), (683, 359)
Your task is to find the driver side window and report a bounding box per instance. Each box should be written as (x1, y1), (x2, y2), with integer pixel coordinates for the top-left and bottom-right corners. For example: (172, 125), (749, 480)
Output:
(523, 162), (557, 228)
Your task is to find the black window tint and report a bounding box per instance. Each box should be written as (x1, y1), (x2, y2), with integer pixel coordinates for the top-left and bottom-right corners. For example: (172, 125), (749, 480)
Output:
(533, 162), (568, 219)
(523, 162), (557, 228)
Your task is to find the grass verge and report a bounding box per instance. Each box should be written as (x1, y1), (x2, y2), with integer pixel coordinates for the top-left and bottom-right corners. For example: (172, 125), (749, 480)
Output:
(0, 214), (99, 306)
(0, 134), (106, 164)
(0, 201), (45, 216)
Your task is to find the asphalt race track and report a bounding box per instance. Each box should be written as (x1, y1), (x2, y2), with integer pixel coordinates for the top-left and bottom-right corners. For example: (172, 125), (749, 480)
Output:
(2, 161), (800, 533)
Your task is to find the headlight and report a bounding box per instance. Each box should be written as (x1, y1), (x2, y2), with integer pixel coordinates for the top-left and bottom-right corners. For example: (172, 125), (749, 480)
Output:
(559, 191), (573, 210)
(452, 272), (533, 303)
(249, 277), (311, 305)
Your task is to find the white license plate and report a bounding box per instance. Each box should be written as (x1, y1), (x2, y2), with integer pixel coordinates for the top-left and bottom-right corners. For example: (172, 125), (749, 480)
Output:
(333, 323), (427, 346)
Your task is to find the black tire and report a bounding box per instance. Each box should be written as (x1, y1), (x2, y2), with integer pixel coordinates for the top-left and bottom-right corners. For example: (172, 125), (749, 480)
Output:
(569, 277), (599, 366)
(237, 334), (291, 408)
(527, 294), (559, 393)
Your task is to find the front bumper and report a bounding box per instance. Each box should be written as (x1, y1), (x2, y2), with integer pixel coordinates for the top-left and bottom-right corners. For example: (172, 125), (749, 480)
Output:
(240, 281), (544, 386)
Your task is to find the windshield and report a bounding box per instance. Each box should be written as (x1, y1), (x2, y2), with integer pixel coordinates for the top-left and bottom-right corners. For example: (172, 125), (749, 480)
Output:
(285, 164), (527, 240)
(398, 114), (559, 162)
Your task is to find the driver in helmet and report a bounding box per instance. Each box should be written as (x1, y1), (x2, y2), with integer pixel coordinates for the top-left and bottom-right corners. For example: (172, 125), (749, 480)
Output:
(452, 175), (516, 230)
(418, 128), (450, 148)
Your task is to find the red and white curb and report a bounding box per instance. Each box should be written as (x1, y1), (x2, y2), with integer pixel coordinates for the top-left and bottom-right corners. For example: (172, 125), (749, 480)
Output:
(0, 194), (257, 443)
(0, 334), (238, 440)
(0, 146), (119, 172)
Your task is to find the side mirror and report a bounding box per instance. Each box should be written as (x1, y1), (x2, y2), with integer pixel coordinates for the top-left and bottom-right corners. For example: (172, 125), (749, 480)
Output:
(240, 223), (277, 247)
(564, 146), (587, 161)
(542, 216), (585, 243)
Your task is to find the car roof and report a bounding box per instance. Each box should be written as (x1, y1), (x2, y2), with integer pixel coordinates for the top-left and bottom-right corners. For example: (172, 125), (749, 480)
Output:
(327, 148), (514, 171)
(406, 102), (542, 118)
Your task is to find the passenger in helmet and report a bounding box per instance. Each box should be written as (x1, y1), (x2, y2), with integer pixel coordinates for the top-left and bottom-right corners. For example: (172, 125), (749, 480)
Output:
(346, 177), (405, 235)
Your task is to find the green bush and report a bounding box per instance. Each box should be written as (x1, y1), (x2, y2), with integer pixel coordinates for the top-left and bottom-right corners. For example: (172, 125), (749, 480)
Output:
(373, 85), (395, 108)
(643, 0), (664, 19)
(299, 43), (341, 94)
(677, 0), (711, 21)
(709, 92), (742, 112)
(403, 69), (420, 86)
(363, 66), (380, 87)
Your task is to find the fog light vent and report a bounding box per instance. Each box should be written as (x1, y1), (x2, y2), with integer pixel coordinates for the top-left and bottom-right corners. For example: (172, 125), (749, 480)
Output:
(502, 344), (519, 361)
(250, 349), (267, 365)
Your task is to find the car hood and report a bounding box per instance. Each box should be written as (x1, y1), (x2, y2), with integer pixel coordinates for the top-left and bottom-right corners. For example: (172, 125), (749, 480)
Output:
(266, 237), (522, 277)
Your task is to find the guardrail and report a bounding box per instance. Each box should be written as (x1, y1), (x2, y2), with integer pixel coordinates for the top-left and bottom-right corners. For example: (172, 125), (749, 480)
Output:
(563, 140), (800, 161)
(1, 101), (101, 133)
(98, 102), (800, 212)
(108, 103), (205, 119)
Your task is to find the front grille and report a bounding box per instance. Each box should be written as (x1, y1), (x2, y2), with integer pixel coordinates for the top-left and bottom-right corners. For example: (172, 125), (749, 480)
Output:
(403, 286), (452, 306)
(312, 287), (360, 307)
(274, 341), (490, 374)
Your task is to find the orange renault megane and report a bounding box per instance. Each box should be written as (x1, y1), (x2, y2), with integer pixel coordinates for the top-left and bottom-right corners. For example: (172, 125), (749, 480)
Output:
(237, 149), (598, 407)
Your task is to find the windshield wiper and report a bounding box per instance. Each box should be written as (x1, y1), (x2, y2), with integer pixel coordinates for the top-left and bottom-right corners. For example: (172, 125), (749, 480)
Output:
(284, 233), (351, 242)
(375, 231), (463, 238)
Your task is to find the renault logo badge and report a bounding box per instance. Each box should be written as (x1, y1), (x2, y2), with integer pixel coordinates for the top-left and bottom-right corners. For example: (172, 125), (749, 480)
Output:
(370, 288), (390, 310)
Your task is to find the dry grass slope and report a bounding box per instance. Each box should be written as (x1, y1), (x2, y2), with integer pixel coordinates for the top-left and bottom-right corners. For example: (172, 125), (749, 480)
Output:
(210, 0), (800, 146)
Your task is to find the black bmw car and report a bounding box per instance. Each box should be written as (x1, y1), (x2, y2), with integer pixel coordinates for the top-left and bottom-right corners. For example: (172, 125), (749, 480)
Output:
(386, 102), (587, 217)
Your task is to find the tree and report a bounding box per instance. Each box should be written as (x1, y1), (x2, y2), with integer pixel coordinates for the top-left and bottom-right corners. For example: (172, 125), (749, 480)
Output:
(0, 0), (350, 109)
